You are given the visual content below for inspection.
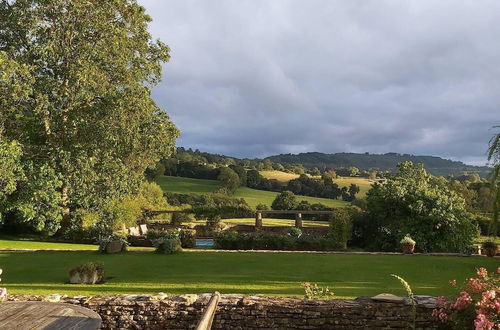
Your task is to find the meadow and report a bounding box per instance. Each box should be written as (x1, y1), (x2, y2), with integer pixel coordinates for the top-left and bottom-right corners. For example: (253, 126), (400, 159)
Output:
(156, 175), (349, 209)
(0, 250), (496, 298)
(259, 170), (375, 197)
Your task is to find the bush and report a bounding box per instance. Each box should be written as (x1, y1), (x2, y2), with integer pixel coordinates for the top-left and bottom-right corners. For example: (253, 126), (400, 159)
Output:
(365, 162), (478, 252)
(171, 212), (194, 225)
(214, 231), (338, 251)
(329, 208), (357, 250)
(271, 191), (298, 210)
(256, 203), (270, 211)
(287, 227), (302, 238)
(179, 229), (196, 248)
(151, 229), (182, 254)
(146, 229), (166, 241)
(474, 214), (495, 236)
(153, 237), (182, 254)
(433, 267), (499, 329)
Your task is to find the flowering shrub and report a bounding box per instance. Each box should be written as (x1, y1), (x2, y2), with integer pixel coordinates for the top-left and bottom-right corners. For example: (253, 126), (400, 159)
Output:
(433, 267), (499, 330)
(0, 268), (6, 301)
(301, 282), (334, 299)
(96, 235), (129, 253)
(400, 234), (416, 246)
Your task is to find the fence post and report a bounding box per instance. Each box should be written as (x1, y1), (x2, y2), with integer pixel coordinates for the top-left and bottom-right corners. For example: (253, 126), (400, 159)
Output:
(295, 212), (302, 228)
(255, 212), (262, 229)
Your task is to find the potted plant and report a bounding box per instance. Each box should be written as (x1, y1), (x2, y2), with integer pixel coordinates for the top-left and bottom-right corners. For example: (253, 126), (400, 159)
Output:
(400, 234), (416, 254)
(97, 234), (129, 254)
(69, 262), (105, 284)
(481, 241), (498, 257)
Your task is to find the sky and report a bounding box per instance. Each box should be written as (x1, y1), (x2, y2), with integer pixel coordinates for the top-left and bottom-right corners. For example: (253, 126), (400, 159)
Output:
(139, 0), (500, 166)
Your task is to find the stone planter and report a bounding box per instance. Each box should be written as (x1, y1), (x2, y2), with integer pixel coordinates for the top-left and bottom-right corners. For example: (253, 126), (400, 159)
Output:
(484, 247), (498, 257)
(402, 244), (415, 254)
(105, 241), (124, 254)
(69, 271), (102, 285)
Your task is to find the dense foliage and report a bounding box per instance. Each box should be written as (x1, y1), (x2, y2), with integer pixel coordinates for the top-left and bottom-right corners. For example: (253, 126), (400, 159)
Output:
(268, 152), (490, 177)
(364, 162), (478, 252)
(0, 0), (178, 236)
(214, 231), (339, 251)
(487, 126), (500, 236)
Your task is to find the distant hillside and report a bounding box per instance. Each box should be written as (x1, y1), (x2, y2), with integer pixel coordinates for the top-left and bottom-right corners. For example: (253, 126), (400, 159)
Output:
(266, 152), (491, 177)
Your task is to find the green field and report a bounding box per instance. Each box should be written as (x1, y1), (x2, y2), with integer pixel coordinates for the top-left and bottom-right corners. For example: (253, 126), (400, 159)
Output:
(156, 176), (349, 209)
(0, 250), (496, 298)
(260, 170), (375, 197)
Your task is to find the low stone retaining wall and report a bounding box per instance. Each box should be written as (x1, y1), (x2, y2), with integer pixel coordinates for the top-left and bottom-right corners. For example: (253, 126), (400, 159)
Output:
(8, 294), (439, 329)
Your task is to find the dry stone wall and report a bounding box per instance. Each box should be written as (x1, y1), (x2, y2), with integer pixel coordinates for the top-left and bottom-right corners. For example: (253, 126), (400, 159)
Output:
(8, 293), (438, 329)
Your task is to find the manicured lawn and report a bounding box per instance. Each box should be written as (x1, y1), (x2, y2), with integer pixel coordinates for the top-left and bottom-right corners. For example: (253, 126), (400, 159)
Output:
(0, 250), (496, 298)
(0, 235), (152, 251)
(156, 175), (349, 209)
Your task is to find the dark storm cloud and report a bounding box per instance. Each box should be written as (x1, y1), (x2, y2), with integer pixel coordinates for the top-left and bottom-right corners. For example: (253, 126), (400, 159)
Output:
(139, 0), (500, 165)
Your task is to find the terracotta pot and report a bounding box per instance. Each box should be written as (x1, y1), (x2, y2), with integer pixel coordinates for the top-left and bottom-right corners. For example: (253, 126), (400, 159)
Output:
(484, 247), (498, 257)
(402, 244), (415, 254)
(105, 241), (124, 254)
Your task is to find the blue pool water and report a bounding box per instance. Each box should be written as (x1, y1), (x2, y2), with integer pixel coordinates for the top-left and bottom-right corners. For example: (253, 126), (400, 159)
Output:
(195, 239), (214, 248)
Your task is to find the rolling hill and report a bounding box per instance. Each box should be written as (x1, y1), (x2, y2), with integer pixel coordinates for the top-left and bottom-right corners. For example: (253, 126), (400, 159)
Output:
(156, 176), (349, 209)
(266, 152), (490, 177)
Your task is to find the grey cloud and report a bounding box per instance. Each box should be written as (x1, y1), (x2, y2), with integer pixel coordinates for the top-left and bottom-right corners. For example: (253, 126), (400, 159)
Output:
(141, 0), (500, 165)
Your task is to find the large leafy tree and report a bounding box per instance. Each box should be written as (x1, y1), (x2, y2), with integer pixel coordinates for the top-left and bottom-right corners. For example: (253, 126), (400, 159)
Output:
(365, 162), (478, 252)
(0, 0), (178, 233)
(488, 126), (500, 236)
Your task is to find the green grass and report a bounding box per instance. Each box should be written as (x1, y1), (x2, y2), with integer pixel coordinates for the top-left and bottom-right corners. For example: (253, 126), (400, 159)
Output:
(0, 235), (152, 251)
(259, 170), (375, 197)
(156, 176), (349, 209)
(0, 250), (496, 298)
(156, 176), (220, 194)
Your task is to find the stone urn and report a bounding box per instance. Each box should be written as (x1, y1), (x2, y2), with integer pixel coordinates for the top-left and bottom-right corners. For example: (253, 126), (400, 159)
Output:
(105, 241), (125, 254)
(402, 244), (415, 254)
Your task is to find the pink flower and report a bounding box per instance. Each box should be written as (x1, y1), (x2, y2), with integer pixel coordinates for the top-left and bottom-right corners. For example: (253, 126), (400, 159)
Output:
(468, 278), (484, 293)
(482, 290), (496, 300)
(477, 268), (489, 279)
(0, 288), (6, 297)
(453, 291), (472, 310)
(474, 313), (494, 330)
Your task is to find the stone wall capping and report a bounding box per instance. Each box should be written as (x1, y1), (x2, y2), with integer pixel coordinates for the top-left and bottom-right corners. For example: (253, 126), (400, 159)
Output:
(7, 293), (438, 329)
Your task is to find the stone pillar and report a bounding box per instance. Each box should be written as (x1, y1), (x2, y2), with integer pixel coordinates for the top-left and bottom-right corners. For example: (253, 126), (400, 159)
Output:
(255, 212), (262, 229)
(295, 212), (302, 228)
